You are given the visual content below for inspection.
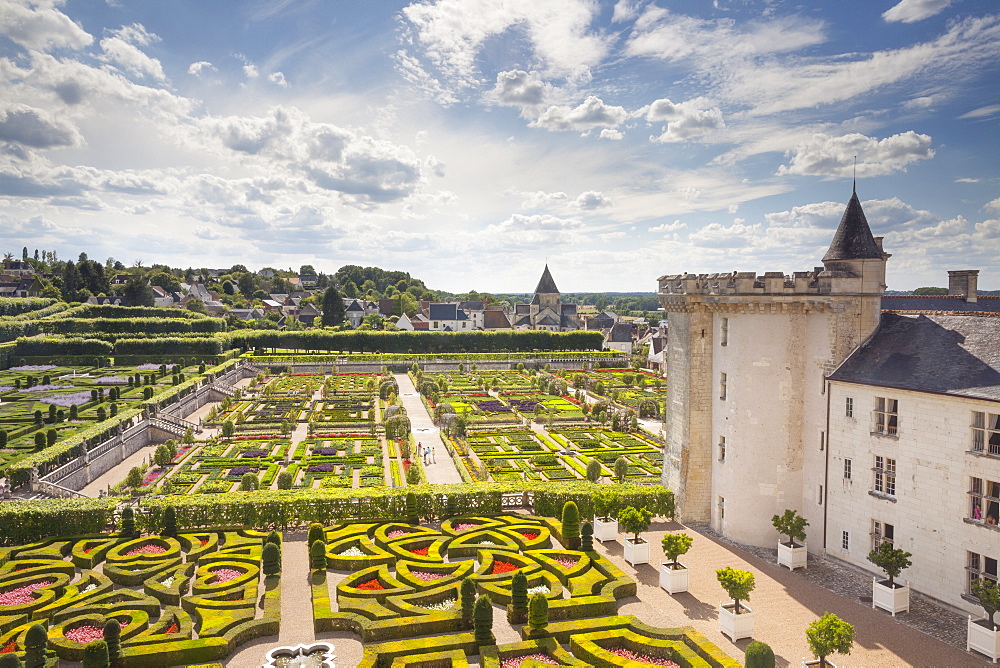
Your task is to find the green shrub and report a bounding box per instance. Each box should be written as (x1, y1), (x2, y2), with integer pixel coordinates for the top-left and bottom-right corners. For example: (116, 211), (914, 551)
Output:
(265, 530), (281, 547)
(717, 567), (755, 614)
(585, 458), (601, 482)
(561, 501), (580, 550)
(405, 492), (418, 525)
(619, 505), (653, 542)
(23, 623), (47, 668)
(307, 522), (325, 548)
(508, 571), (528, 624)
(240, 473), (258, 492)
(82, 639), (109, 668)
(0, 652), (22, 667)
(771, 509), (808, 546)
(263, 542), (281, 576)
(805, 613), (854, 667)
(222, 420), (235, 438)
(103, 619), (122, 668)
(743, 640), (774, 668)
(120, 506), (136, 537)
(661, 533), (693, 566)
(473, 594), (495, 647)
(528, 592), (548, 630)
(580, 521), (594, 552)
(460, 577), (476, 630)
(162, 506), (177, 537)
(614, 456), (628, 483)
(972, 578), (1000, 630)
(310, 539), (326, 570)
(867, 542), (912, 587)
(277, 471), (293, 489)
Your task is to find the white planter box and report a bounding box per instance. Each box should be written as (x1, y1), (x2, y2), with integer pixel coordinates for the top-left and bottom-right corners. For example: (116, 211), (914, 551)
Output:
(623, 537), (650, 565)
(777, 541), (807, 571)
(872, 578), (909, 616)
(718, 603), (754, 641)
(659, 561), (689, 594)
(968, 616), (1000, 663)
(594, 517), (618, 542)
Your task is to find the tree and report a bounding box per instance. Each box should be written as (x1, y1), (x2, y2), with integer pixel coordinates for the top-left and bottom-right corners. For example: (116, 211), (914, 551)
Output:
(867, 542), (912, 587)
(805, 613), (854, 668)
(912, 286), (948, 295)
(153, 444), (171, 468)
(528, 592), (548, 630)
(619, 505), (653, 543)
(123, 278), (154, 307)
(508, 570), (528, 623)
(222, 420), (235, 438)
(103, 619), (122, 668)
(460, 577), (477, 629)
(277, 471), (293, 489)
(186, 298), (207, 314)
(971, 578), (999, 630)
(124, 467), (143, 489)
(661, 533), (693, 567)
(473, 594), (495, 647)
(162, 505), (177, 537)
(239, 472), (258, 491)
(716, 567), (755, 614)
(321, 287), (346, 327)
(614, 456), (629, 483)
(593, 488), (618, 520)
(771, 509), (808, 547)
(148, 271), (181, 293)
(561, 501), (581, 549)
(299, 264), (316, 275)
(585, 458), (601, 482)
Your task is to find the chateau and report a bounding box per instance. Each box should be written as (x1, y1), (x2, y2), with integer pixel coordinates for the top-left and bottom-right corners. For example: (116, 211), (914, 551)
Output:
(658, 188), (1000, 618)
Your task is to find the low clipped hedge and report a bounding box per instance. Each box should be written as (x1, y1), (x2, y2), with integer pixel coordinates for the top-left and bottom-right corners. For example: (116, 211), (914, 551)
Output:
(357, 632), (477, 668)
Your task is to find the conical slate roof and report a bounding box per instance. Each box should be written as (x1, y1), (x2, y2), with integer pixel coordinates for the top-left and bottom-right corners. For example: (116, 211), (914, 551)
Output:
(534, 265), (559, 294)
(823, 190), (882, 262)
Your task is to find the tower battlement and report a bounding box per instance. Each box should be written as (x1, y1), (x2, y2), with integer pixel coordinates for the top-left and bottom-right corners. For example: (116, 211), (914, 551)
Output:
(657, 264), (882, 300)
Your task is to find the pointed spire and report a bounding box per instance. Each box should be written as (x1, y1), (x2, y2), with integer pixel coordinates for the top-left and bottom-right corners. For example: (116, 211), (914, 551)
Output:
(823, 189), (882, 262)
(534, 264), (559, 294)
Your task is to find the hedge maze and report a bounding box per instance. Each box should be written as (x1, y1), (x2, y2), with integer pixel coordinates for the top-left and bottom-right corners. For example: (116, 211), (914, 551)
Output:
(306, 514), (736, 668)
(0, 529), (279, 666)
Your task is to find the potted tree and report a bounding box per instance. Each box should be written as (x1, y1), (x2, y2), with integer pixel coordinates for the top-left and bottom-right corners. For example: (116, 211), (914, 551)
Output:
(619, 505), (653, 565)
(592, 488), (619, 542)
(717, 567), (755, 641)
(803, 613), (854, 667)
(968, 578), (999, 662)
(772, 509), (808, 570)
(867, 542), (912, 616)
(659, 532), (693, 594)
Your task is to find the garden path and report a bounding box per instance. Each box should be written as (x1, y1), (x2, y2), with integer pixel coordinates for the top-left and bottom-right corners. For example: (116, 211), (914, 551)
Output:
(394, 373), (463, 485)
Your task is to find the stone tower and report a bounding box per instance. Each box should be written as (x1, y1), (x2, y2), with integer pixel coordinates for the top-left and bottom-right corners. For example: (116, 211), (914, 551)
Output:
(657, 188), (889, 549)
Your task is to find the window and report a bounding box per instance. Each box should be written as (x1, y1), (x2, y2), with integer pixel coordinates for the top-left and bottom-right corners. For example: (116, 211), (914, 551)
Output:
(873, 455), (896, 497)
(845, 397), (854, 418)
(841, 530), (850, 551)
(969, 477), (1000, 526)
(719, 372), (727, 400)
(721, 318), (729, 346)
(873, 397), (898, 435)
(972, 412), (1000, 456)
(718, 496), (725, 521)
(818, 484), (824, 504)
(844, 458), (853, 480)
(718, 435), (726, 462)
(871, 520), (894, 550)
(968, 551), (998, 594)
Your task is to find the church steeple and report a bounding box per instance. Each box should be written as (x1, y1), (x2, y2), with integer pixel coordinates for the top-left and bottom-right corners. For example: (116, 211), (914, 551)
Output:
(823, 189), (882, 263)
(534, 264), (559, 294)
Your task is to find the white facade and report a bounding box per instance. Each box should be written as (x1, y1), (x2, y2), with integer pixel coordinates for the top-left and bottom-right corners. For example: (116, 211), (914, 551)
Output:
(826, 381), (1000, 616)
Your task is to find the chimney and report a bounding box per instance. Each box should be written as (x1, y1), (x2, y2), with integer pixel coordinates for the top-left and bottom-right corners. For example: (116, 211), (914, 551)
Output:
(948, 270), (979, 303)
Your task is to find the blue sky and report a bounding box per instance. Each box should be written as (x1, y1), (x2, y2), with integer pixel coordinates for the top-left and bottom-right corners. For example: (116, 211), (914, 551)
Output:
(0, 0), (997, 292)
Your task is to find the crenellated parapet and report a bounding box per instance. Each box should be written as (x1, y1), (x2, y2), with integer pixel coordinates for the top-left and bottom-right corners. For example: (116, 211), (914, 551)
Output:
(657, 265), (880, 302)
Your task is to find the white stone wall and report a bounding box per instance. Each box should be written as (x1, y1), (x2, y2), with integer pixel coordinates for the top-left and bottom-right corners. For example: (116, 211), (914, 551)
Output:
(826, 381), (1000, 616)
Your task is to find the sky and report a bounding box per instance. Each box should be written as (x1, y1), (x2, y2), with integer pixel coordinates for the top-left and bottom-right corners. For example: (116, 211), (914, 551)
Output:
(0, 0), (998, 293)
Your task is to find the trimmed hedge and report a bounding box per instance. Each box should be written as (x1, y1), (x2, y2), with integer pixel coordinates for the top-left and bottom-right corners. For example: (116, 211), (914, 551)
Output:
(230, 330), (605, 354)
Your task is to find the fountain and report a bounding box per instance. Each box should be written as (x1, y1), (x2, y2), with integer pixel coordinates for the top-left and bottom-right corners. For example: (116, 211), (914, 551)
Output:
(262, 642), (335, 668)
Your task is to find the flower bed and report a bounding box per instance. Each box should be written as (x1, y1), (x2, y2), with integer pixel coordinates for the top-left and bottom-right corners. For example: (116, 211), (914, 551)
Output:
(0, 580), (53, 606)
(357, 579), (385, 591)
(210, 568), (243, 583)
(40, 391), (92, 407)
(491, 560), (520, 575)
(501, 654), (559, 667)
(410, 571), (448, 582)
(607, 648), (679, 666)
(126, 544), (167, 556)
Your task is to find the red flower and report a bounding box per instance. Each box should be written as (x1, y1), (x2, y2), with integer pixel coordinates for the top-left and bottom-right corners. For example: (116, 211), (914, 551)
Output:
(410, 546), (429, 556)
(519, 532), (539, 541)
(165, 622), (180, 634)
(356, 579), (385, 590)
(491, 561), (519, 575)
(0, 641), (17, 654)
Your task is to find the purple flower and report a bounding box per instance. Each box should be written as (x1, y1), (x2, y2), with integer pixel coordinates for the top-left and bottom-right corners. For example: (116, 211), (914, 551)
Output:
(0, 387), (12, 394)
(40, 392), (92, 407)
(228, 466), (257, 476)
(476, 400), (511, 412)
(94, 376), (127, 384)
(510, 400), (538, 411)
(312, 448), (339, 456)
(240, 450), (267, 458)
(10, 365), (56, 372)
(18, 384), (73, 393)
(136, 363), (164, 370)
(307, 464), (335, 473)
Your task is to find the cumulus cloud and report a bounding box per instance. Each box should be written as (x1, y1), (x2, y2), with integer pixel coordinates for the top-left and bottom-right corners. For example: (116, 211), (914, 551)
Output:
(99, 23), (165, 80)
(689, 220), (762, 247)
(882, 0), (953, 23)
(519, 190), (569, 209)
(490, 70), (549, 107)
(530, 96), (627, 132)
(777, 131), (934, 177)
(0, 104), (81, 148)
(188, 61), (215, 76)
(648, 220), (686, 233)
(645, 97), (724, 142)
(0, 0), (93, 51)
(612, 0), (642, 23)
(599, 128), (623, 140)
(985, 198), (1000, 216)
(483, 213), (582, 249)
(575, 191), (611, 210)
(268, 71), (288, 87)
(243, 62), (259, 79)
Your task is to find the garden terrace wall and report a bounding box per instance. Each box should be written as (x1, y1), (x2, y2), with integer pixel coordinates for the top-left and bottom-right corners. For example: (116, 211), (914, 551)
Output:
(231, 330), (606, 354)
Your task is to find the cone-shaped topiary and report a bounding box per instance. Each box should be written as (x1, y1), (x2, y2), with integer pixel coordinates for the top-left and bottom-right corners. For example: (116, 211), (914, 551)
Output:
(561, 501), (581, 550)
(405, 491), (418, 525)
(162, 506), (177, 537)
(82, 639), (109, 668)
(473, 593), (495, 647)
(239, 472), (258, 491)
(120, 507), (135, 538)
(103, 619), (121, 668)
(277, 471), (293, 489)
(581, 521), (594, 552)
(585, 458), (601, 482)
(310, 539), (327, 570)
(508, 570), (528, 624)
(23, 623), (47, 668)
(744, 640), (775, 668)
(0, 652), (22, 667)
(265, 530), (281, 547)
(307, 522), (325, 548)
(460, 576), (477, 630)
(263, 542), (281, 576)
(528, 592), (549, 630)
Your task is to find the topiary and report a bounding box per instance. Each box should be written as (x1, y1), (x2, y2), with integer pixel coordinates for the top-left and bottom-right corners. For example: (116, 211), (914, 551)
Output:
(119, 507), (136, 538)
(528, 592), (548, 630)
(23, 623), (47, 668)
(309, 539), (326, 570)
(405, 491), (418, 525)
(239, 472), (258, 492)
(262, 542), (281, 576)
(614, 456), (629, 483)
(460, 577), (477, 630)
(717, 566), (755, 614)
(561, 501), (581, 550)
(508, 571), (528, 624)
(307, 522), (325, 548)
(103, 619), (122, 668)
(162, 506), (177, 537)
(743, 640), (775, 668)
(277, 471), (293, 489)
(0, 653), (22, 667)
(473, 594), (495, 647)
(585, 458), (601, 482)
(265, 530), (281, 547)
(83, 639), (109, 668)
(580, 522), (594, 552)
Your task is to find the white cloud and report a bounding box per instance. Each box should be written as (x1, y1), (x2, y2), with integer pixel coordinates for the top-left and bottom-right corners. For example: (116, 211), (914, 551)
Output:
(243, 63), (259, 79)
(575, 191), (611, 210)
(689, 221), (762, 247)
(985, 198), (1000, 216)
(955, 178), (980, 183)
(393, 50), (459, 106)
(599, 128), (623, 140)
(490, 70), (549, 107)
(0, 0), (93, 51)
(268, 71), (288, 87)
(612, 0), (642, 23)
(519, 190), (568, 209)
(882, 0), (953, 23)
(645, 97), (724, 143)
(648, 220), (685, 233)
(99, 23), (165, 80)
(482, 212), (582, 249)
(188, 61), (215, 76)
(530, 96), (627, 132)
(0, 104), (81, 148)
(777, 131), (934, 177)
(959, 104), (1000, 120)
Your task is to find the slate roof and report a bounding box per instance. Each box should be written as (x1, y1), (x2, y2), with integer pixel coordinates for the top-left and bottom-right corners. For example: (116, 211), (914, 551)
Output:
(428, 303), (468, 321)
(823, 190), (883, 262)
(534, 265), (559, 294)
(828, 312), (1000, 402)
(882, 295), (1000, 313)
(606, 322), (634, 343)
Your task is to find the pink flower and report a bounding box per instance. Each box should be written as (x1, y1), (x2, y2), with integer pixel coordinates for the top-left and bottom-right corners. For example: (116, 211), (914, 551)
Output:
(553, 557), (578, 569)
(0, 581), (52, 606)
(210, 568), (243, 583)
(410, 571), (448, 581)
(125, 544), (166, 556)
(607, 648), (680, 666)
(501, 654), (559, 667)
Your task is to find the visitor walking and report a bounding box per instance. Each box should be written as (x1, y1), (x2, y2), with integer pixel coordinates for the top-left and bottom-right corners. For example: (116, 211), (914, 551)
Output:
(432, 446), (436, 463)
